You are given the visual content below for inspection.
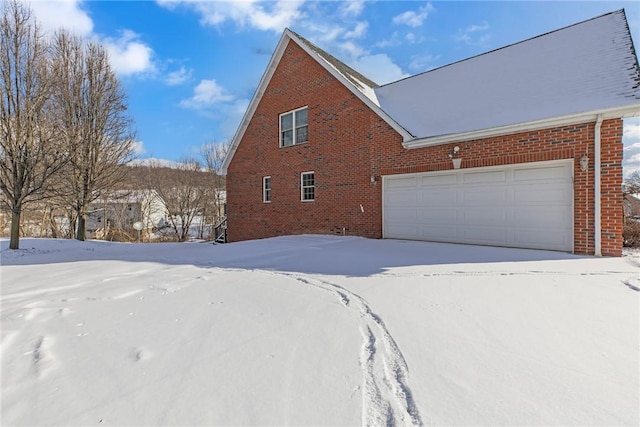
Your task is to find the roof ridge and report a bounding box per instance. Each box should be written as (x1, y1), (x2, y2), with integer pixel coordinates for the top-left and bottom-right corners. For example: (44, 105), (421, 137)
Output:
(287, 29), (379, 89)
(378, 9), (626, 89)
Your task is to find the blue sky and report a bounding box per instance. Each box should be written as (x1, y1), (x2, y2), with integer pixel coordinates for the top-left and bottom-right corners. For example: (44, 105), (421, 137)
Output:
(25, 0), (640, 175)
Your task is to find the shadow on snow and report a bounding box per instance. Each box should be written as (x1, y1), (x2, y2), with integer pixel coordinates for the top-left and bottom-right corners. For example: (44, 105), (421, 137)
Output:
(1, 234), (588, 277)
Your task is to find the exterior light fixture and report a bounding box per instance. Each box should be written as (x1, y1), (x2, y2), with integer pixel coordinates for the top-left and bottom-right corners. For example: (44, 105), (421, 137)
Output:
(370, 175), (376, 183)
(449, 146), (461, 169)
(579, 155), (589, 171)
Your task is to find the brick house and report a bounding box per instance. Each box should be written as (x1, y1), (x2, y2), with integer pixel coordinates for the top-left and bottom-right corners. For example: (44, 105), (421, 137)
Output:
(624, 194), (640, 220)
(221, 10), (640, 256)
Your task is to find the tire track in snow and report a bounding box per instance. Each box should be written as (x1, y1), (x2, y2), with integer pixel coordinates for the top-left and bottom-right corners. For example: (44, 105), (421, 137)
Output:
(268, 271), (423, 426)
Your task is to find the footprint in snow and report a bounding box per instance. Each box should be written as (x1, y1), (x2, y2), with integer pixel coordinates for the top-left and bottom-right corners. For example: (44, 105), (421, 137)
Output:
(130, 347), (152, 362)
(623, 279), (640, 292)
(26, 336), (56, 377)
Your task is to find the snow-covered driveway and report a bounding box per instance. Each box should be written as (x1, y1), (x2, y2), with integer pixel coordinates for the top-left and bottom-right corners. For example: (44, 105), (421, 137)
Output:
(1, 236), (638, 426)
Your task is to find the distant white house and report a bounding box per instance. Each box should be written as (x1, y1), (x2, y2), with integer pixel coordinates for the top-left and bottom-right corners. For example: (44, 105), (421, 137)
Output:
(87, 190), (168, 237)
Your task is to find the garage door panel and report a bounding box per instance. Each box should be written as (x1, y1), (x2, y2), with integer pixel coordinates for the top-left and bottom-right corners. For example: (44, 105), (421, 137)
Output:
(463, 207), (509, 225)
(420, 226), (458, 240)
(463, 170), (506, 184)
(513, 230), (571, 250)
(462, 227), (508, 243)
(383, 160), (573, 251)
(513, 206), (571, 226)
(386, 177), (418, 189)
(514, 187), (567, 203)
(513, 165), (569, 181)
(421, 190), (457, 205)
(385, 224), (419, 239)
(421, 174), (457, 186)
(386, 190), (418, 205)
(464, 190), (507, 204)
(387, 207), (418, 221)
(421, 208), (458, 223)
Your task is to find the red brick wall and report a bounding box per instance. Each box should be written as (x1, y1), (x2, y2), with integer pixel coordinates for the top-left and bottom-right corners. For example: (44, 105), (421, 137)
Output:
(599, 119), (624, 256)
(227, 40), (624, 256)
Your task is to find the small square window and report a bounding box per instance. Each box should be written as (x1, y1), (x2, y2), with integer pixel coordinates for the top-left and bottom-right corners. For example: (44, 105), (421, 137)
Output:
(301, 171), (314, 201)
(263, 176), (271, 203)
(280, 107), (308, 147)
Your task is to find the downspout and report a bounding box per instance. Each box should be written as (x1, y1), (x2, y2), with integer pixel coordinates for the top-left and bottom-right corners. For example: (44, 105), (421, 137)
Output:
(594, 114), (603, 257)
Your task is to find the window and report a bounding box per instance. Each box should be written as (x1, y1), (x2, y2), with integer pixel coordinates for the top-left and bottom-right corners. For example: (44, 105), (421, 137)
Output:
(301, 172), (314, 201)
(263, 176), (271, 203)
(280, 107), (308, 147)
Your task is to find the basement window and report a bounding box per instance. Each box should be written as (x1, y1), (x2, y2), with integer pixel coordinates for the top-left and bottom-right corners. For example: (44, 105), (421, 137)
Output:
(280, 107), (308, 147)
(301, 171), (314, 201)
(263, 176), (271, 203)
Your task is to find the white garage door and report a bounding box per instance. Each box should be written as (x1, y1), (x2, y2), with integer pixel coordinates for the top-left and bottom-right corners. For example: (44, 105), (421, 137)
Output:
(383, 160), (573, 251)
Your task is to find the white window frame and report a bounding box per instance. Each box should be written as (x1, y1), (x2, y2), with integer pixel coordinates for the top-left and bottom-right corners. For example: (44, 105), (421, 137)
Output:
(301, 171), (315, 202)
(263, 176), (271, 203)
(279, 106), (308, 148)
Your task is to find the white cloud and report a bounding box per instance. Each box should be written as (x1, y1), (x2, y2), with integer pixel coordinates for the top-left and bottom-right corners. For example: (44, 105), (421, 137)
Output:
(350, 54), (409, 85)
(456, 21), (491, 47)
(339, 41), (367, 60)
(180, 79), (235, 109)
(26, 1), (156, 77)
(375, 32), (402, 49)
(160, 0), (305, 33)
(300, 21), (347, 44)
(405, 32), (425, 44)
(26, 0), (93, 36)
(623, 117), (640, 178)
(344, 21), (368, 39)
(392, 2), (433, 28)
(155, 0), (180, 10)
(623, 121), (640, 142)
(165, 66), (192, 86)
(103, 30), (155, 76)
(409, 53), (439, 71)
(129, 140), (146, 156)
(339, 0), (365, 18)
(625, 142), (640, 152)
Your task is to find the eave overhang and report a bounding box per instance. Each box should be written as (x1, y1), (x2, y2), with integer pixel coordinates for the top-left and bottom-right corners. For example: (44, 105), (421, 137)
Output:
(402, 104), (640, 150)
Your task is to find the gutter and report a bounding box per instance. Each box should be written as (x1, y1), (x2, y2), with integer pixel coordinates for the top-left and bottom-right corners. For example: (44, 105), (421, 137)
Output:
(594, 114), (603, 257)
(402, 105), (640, 149)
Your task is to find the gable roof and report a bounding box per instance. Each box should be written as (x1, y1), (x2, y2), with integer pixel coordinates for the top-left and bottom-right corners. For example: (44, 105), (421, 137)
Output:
(290, 30), (380, 103)
(376, 9), (640, 148)
(220, 29), (411, 175)
(222, 10), (640, 174)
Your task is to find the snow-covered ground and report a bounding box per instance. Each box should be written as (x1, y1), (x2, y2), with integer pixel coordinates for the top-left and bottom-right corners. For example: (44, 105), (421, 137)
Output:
(1, 236), (638, 426)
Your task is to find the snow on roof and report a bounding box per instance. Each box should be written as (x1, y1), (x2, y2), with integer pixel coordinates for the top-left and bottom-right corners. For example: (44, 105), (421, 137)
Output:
(222, 11), (639, 174)
(374, 10), (640, 139)
(290, 31), (380, 105)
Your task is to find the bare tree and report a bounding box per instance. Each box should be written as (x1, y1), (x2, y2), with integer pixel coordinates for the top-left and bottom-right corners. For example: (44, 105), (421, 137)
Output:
(200, 140), (229, 175)
(625, 170), (640, 195)
(147, 158), (209, 242)
(0, 0), (68, 249)
(51, 30), (135, 241)
(200, 141), (228, 232)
